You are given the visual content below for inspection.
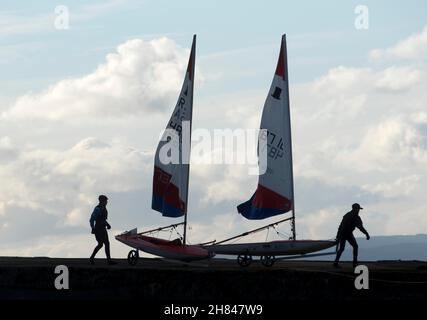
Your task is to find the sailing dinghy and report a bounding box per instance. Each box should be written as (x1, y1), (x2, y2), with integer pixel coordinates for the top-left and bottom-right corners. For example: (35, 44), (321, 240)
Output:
(206, 35), (336, 266)
(116, 35), (212, 264)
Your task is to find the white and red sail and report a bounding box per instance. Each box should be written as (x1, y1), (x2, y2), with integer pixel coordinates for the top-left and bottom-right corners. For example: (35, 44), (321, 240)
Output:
(238, 35), (294, 220)
(116, 35), (212, 261)
(152, 36), (195, 217)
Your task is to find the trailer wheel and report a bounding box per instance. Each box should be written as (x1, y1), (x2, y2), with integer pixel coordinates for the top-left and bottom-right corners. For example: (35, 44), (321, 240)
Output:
(261, 255), (276, 267)
(127, 250), (139, 266)
(237, 254), (252, 267)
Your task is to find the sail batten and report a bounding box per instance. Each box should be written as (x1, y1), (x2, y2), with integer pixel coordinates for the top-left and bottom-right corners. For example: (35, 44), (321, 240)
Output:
(152, 36), (196, 218)
(238, 34), (294, 221)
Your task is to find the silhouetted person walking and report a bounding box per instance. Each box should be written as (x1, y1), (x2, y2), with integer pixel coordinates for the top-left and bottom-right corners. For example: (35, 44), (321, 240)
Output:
(89, 195), (116, 265)
(334, 203), (370, 268)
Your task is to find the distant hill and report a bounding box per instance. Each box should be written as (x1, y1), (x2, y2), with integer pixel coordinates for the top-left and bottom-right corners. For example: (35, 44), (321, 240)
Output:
(316, 234), (427, 261)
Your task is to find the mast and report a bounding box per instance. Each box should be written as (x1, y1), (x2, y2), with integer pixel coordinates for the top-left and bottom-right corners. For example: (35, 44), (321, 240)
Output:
(282, 34), (296, 240)
(183, 34), (196, 246)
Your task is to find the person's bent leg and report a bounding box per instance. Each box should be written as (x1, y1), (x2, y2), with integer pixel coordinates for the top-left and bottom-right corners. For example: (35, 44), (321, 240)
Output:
(347, 235), (359, 267)
(100, 230), (116, 264)
(104, 240), (111, 261)
(334, 237), (346, 265)
(90, 241), (103, 260)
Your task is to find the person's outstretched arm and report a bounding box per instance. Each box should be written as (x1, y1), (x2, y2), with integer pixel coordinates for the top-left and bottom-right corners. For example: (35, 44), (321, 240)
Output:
(356, 217), (370, 240)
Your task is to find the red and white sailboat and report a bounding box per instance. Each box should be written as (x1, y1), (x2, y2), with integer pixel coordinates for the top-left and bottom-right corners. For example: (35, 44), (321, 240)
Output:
(206, 35), (336, 266)
(116, 34), (336, 266)
(116, 35), (212, 264)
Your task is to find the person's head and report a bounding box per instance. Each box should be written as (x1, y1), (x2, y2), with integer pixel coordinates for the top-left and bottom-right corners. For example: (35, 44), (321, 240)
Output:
(98, 195), (108, 206)
(352, 203), (363, 213)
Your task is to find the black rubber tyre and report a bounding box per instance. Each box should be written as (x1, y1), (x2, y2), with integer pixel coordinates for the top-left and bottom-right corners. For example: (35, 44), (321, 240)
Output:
(127, 250), (139, 266)
(260, 255), (276, 267)
(237, 254), (253, 267)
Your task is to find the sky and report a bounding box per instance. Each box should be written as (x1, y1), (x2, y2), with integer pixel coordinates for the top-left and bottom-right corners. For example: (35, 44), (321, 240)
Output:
(0, 0), (427, 258)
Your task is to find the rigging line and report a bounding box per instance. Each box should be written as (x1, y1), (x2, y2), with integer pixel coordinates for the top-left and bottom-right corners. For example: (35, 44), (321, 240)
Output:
(272, 225), (283, 237)
(138, 222), (184, 235)
(275, 228), (289, 239)
(284, 267), (427, 284)
(230, 231), (257, 244)
(215, 217), (293, 245)
(173, 226), (184, 241)
(270, 225), (290, 240)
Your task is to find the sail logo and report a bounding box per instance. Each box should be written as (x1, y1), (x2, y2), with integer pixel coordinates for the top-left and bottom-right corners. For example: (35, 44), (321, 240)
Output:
(271, 86), (282, 100)
(157, 121), (269, 175)
(172, 95), (188, 124)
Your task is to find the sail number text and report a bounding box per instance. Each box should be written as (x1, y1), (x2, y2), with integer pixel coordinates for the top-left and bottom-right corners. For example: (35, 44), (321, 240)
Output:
(260, 129), (285, 160)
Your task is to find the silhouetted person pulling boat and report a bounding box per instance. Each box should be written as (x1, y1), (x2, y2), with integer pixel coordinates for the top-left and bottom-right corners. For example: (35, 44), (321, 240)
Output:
(89, 195), (116, 265)
(334, 203), (370, 268)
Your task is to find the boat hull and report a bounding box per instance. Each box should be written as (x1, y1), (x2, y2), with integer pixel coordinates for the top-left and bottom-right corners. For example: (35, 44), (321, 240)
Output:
(207, 240), (337, 256)
(115, 233), (213, 261)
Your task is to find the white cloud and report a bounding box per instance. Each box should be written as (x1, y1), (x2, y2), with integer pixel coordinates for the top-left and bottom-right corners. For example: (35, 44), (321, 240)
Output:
(298, 207), (342, 240)
(3, 37), (190, 121)
(292, 65), (427, 180)
(374, 66), (423, 91)
(0, 136), (19, 163)
(334, 117), (427, 172)
(370, 25), (427, 60)
(411, 112), (427, 124)
(196, 165), (253, 204)
(0, 137), (151, 229)
(362, 175), (420, 199)
(312, 65), (423, 96)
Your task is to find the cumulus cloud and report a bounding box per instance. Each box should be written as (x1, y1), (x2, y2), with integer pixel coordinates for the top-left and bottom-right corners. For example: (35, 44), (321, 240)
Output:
(370, 25), (427, 60)
(335, 117), (427, 172)
(313, 65), (423, 95)
(291, 65), (427, 178)
(0, 136), (19, 163)
(362, 175), (420, 199)
(2, 37), (192, 121)
(0, 137), (151, 231)
(374, 66), (423, 91)
(194, 165), (254, 204)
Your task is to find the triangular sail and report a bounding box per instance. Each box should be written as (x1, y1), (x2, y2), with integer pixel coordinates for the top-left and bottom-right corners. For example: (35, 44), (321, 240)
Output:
(238, 35), (294, 221)
(152, 36), (196, 218)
